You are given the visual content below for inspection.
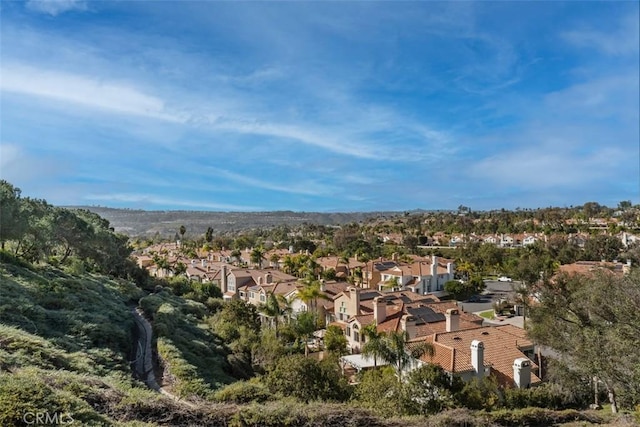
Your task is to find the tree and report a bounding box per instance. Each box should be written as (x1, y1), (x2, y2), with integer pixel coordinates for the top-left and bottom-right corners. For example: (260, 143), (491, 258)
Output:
(297, 278), (329, 317)
(269, 253), (280, 269)
(258, 292), (282, 336)
(405, 364), (464, 414)
(250, 246), (265, 269)
(179, 225), (186, 241)
(0, 180), (25, 250)
(527, 270), (640, 412)
(361, 324), (386, 369)
(205, 226), (214, 243)
(263, 354), (351, 402)
(379, 331), (434, 382)
(324, 325), (348, 357)
(582, 234), (623, 262)
(293, 311), (317, 357)
(353, 367), (405, 417)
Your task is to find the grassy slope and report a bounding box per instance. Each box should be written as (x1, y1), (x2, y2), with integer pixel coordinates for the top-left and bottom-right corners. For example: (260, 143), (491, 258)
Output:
(0, 259), (635, 427)
(139, 291), (235, 398)
(0, 260), (179, 426)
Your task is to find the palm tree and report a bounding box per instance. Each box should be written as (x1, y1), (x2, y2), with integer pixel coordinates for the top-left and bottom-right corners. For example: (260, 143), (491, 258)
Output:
(230, 249), (242, 265)
(277, 294), (293, 325)
(258, 292), (282, 336)
(251, 246), (265, 269)
(270, 253), (281, 269)
(379, 330), (434, 382)
(298, 278), (330, 316)
(282, 255), (296, 275)
(361, 324), (386, 369)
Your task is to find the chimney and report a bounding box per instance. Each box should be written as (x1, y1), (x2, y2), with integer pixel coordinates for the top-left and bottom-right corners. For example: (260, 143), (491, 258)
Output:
(221, 265), (228, 294)
(191, 259), (196, 265)
(319, 280), (326, 292)
(392, 252), (398, 262)
(513, 358), (531, 388)
(471, 340), (484, 378)
(354, 253), (358, 262)
(373, 296), (386, 323)
(447, 262), (454, 275)
(258, 276), (263, 285)
(289, 245), (294, 254)
(348, 286), (361, 316)
(445, 308), (459, 332)
(265, 273), (272, 284)
(431, 255), (438, 276)
(400, 314), (417, 339)
(201, 259), (207, 267)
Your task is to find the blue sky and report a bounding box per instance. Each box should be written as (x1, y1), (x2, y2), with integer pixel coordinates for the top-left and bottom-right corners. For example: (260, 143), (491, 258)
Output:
(1, 1), (638, 212)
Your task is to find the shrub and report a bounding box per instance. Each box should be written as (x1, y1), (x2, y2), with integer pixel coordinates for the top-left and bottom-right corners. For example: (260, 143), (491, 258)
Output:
(213, 379), (272, 404)
(264, 355), (352, 403)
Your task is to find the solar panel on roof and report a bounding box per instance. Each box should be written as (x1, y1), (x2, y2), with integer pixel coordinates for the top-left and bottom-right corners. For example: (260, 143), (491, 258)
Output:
(407, 306), (446, 323)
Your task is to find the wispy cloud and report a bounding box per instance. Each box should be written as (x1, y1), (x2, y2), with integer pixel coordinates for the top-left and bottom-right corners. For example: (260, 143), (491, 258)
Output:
(25, 0), (86, 16)
(206, 167), (337, 196)
(562, 13), (640, 56)
(84, 193), (260, 211)
(0, 64), (180, 122)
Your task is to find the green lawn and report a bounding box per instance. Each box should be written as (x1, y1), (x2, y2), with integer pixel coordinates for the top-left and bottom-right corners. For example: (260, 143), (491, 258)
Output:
(479, 309), (495, 320)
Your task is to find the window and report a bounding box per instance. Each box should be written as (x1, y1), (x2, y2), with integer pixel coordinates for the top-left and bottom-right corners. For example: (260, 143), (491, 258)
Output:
(354, 331), (360, 342)
(260, 293), (266, 302)
(346, 326), (351, 337)
(239, 291), (245, 298)
(249, 291), (254, 299)
(339, 302), (347, 313)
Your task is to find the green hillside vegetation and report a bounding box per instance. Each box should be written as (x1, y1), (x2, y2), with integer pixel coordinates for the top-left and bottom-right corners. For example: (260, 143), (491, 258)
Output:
(139, 290), (234, 398)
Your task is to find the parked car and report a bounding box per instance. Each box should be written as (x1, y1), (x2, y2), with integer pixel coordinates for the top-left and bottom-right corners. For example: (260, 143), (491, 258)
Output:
(497, 276), (513, 282)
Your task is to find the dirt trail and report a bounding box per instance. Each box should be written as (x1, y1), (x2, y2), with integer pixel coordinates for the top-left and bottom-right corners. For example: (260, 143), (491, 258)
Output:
(131, 307), (196, 409)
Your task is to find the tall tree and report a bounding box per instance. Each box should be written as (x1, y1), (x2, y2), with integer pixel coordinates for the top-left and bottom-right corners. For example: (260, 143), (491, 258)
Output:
(258, 292), (282, 336)
(361, 324), (386, 369)
(298, 278), (329, 316)
(324, 325), (348, 357)
(379, 330), (434, 382)
(250, 246), (265, 269)
(527, 270), (640, 413)
(0, 180), (25, 250)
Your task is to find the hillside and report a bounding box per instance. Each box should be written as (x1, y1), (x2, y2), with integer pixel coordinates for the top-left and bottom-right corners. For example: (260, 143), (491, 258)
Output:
(67, 206), (409, 236)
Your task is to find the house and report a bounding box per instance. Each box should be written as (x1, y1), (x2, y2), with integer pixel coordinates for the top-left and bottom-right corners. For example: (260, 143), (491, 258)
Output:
(619, 231), (640, 248)
(483, 235), (499, 245)
(522, 234), (540, 246)
(415, 324), (541, 388)
(335, 287), (482, 352)
(500, 234), (515, 248)
(220, 267), (299, 301)
(557, 260), (631, 277)
(376, 256), (455, 294)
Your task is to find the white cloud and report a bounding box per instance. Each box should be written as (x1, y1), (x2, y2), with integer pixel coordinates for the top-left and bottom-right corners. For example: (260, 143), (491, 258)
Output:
(0, 64), (179, 122)
(562, 13), (640, 56)
(25, 0), (86, 16)
(206, 167), (337, 196)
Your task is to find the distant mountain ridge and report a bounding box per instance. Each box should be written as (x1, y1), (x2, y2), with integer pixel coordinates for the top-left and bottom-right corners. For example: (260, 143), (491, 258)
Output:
(64, 206), (430, 237)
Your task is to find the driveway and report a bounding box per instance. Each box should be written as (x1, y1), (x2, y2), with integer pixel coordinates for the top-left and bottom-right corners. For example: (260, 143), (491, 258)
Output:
(457, 280), (519, 315)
